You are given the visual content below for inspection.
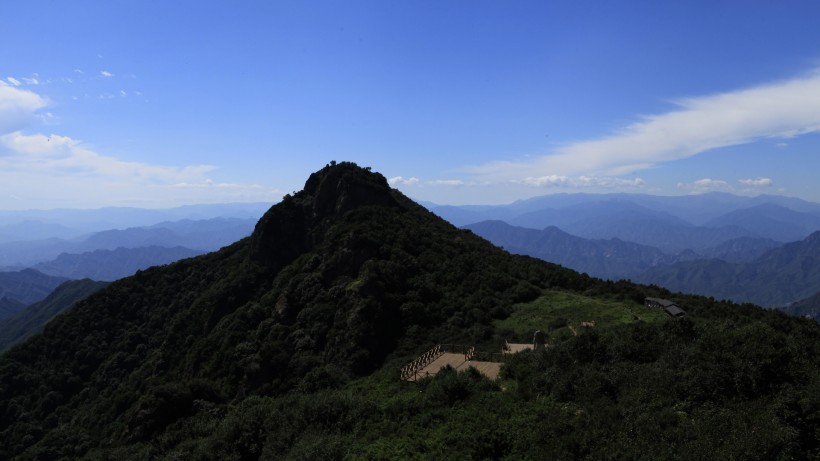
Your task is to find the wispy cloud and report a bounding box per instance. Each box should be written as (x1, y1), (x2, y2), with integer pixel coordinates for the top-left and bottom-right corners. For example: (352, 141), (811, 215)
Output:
(388, 176), (420, 186)
(471, 69), (820, 181)
(388, 177), (471, 187)
(6, 77), (21, 87)
(677, 178), (733, 194)
(389, 173), (642, 191)
(0, 131), (214, 181)
(515, 175), (570, 187)
(0, 85), (280, 208)
(429, 179), (466, 186)
(100, 70), (113, 77)
(739, 177), (773, 187)
(0, 130), (281, 207)
(515, 175), (645, 189)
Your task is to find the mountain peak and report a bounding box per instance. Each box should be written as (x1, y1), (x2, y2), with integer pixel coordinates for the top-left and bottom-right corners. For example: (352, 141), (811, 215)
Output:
(302, 161), (396, 217)
(250, 162), (399, 267)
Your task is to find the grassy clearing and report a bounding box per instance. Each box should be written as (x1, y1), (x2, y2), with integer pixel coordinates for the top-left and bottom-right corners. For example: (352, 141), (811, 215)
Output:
(496, 290), (668, 342)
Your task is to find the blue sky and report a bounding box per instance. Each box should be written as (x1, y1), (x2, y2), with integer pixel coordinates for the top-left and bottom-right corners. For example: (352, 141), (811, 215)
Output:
(2, 1), (820, 209)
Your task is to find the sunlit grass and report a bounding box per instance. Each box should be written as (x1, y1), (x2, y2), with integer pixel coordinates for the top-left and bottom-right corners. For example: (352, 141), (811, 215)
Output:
(496, 290), (668, 341)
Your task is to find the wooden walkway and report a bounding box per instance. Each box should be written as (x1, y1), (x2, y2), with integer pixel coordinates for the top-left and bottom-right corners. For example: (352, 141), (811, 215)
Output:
(404, 352), (503, 382)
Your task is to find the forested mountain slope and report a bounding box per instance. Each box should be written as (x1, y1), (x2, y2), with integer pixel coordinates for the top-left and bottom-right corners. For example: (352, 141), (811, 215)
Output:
(0, 162), (818, 460)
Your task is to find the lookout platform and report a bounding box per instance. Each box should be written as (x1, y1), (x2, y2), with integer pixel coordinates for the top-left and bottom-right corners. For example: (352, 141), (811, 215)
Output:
(405, 352), (503, 381)
(401, 343), (525, 382)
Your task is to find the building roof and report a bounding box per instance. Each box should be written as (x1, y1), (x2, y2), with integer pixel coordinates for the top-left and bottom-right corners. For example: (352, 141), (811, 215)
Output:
(665, 305), (686, 317)
(646, 297), (677, 308)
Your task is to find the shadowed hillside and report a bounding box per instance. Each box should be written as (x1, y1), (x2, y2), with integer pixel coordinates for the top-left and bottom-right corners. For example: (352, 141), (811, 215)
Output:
(1, 162), (818, 460)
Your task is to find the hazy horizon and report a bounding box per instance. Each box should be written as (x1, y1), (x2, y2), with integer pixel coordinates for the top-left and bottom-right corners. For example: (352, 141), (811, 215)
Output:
(2, 188), (820, 214)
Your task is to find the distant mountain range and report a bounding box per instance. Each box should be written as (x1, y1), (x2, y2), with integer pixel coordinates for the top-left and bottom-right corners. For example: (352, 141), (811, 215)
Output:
(465, 220), (683, 279)
(698, 236), (782, 263)
(0, 297), (26, 321)
(430, 192), (820, 312)
(0, 202), (270, 242)
(32, 246), (205, 281)
(0, 217), (256, 268)
(0, 279), (108, 352)
(633, 231), (820, 307)
(0, 209), (264, 332)
(0, 269), (68, 314)
(427, 192), (820, 228)
(431, 194), (820, 253)
(703, 203), (820, 242)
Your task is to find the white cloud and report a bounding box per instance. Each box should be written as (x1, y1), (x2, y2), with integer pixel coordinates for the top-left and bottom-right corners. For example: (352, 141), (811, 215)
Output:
(0, 131), (281, 208)
(21, 77), (39, 85)
(0, 85), (48, 133)
(516, 175), (645, 189)
(0, 82), (278, 208)
(739, 177), (773, 187)
(515, 175), (570, 187)
(577, 176), (645, 188)
(0, 131), (214, 181)
(388, 176), (420, 186)
(429, 179), (465, 186)
(471, 69), (820, 181)
(6, 77), (21, 87)
(100, 70), (113, 77)
(677, 178), (733, 194)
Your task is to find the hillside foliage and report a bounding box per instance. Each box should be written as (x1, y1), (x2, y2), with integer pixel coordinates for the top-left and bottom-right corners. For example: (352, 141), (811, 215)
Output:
(0, 162), (818, 460)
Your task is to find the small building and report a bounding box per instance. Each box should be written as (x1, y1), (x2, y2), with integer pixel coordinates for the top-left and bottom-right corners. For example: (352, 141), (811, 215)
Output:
(664, 305), (686, 317)
(646, 297), (687, 316)
(645, 297), (677, 309)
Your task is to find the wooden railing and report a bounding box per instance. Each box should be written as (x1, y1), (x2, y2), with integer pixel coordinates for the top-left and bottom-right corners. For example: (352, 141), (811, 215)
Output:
(400, 344), (442, 381)
(466, 346), (476, 361)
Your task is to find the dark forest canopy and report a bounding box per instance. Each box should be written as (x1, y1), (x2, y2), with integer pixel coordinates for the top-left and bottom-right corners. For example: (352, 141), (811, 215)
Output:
(1, 162), (818, 460)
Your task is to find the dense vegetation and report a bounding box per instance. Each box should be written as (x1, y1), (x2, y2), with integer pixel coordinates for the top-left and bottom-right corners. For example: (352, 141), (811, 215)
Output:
(0, 162), (818, 459)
